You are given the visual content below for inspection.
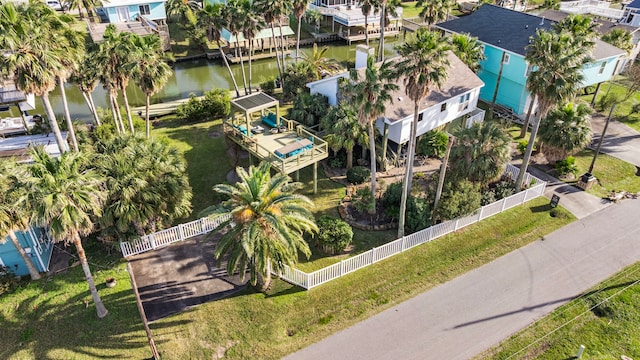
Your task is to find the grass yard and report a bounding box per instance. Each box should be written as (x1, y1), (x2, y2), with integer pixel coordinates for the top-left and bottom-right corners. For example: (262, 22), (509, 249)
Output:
(580, 82), (640, 133)
(479, 261), (640, 359)
(0, 198), (574, 360)
(568, 149), (640, 198)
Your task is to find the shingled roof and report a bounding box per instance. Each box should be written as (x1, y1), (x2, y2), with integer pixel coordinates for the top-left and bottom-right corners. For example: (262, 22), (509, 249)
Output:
(539, 9), (639, 36)
(437, 4), (625, 60)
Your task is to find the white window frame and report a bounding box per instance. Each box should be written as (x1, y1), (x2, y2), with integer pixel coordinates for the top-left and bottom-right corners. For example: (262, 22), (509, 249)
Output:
(503, 53), (510, 65)
(458, 93), (471, 112)
(525, 64), (533, 78)
(0, 256), (4, 267)
(139, 4), (151, 16)
(598, 61), (607, 75)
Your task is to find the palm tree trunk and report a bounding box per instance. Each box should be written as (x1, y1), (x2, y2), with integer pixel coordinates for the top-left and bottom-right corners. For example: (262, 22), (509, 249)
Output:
(346, 148), (353, 169)
(296, 15), (302, 63)
(145, 94), (151, 139)
(109, 93), (121, 135)
(248, 38), (254, 94)
(7, 229), (41, 280)
(59, 78), (79, 152)
(433, 135), (453, 215)
(365, 13), (369, 46)
(520, 94), (536, 138)
(278, 21), (288, 70)
(398, 103), (419, 237)
(256, 259), (272, 292)
(72, 230), (108, 318)
(217, 39), (241, 97)
(378, 4), (386, 61)
(18, 111), (31, 135)
(270, 23), (283, 83)
(41, 93), (68, 154)
(87, 91), (101, 126)
(368, 121), (377, 215)
(120, 86), (135, 133)
(516, 106), (548, 190)
(236, 38), (248, 95)
(80, 91), (97, 126)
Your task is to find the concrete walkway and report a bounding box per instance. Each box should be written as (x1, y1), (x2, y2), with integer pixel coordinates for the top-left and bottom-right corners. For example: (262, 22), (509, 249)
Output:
(591, 113), (640, 168)
(285, 198), (640, 360)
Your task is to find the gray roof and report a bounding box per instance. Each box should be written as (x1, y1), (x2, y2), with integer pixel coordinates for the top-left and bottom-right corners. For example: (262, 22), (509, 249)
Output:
(380, 52), (484, 123)
(539, 9), (639, 36)
(437, 4), (625, 60)
(627, 0), (640, 9)
(231, 92), (278, 113)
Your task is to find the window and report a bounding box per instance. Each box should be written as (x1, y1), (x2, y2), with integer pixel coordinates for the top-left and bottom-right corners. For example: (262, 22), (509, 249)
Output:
(598, 61), (607, 75)
(139, 4), (151, 16)
(458, 93), (470, 112)
(525, 64), (533, 77)
(440, 103), (447, 112)
(503, 53), (510, 65)
(418, 113), (424, 122)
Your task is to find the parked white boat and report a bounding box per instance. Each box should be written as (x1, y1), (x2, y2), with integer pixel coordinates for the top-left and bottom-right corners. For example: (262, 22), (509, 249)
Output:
(0, 115), (38, 136)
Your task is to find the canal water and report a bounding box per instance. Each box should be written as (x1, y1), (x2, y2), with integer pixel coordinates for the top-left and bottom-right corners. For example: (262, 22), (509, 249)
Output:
(2, 39), (401, 120)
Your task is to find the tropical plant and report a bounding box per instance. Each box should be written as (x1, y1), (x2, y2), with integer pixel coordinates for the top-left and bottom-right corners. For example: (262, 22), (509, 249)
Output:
(448, 122), (511, 186)
(287, 92), (329, 127)
(538, 102), (592, 162)
(516, 29), (587, 189)
(300, 43), (344, 79)
(543, 0), (560, 10)
(417, 130), (449, 158)
(417, 0), (454, 26)
(292, 0), (310, 62)
(376, 0), (402, 61)
(359, 0), (375, 46)
(450, 33), (486, 73)
(602, 29), (633, 54)
(552, 14), (597, 56)
(198, 3), (241, 97)
(0, 2), (70, 154)
(176, 89), (231, 123)
(132, 34), (173, 138)
(241, 0), (264, 93)
(282, 61), (315, 99)
(304, 9), (321, 33)
(71, 50), (101, 126)
(226, 0), (250, 94)
(166, 0), (200, 24)
(348, 56), (398, 214)
(95, 135), (192, 241)
(203, 162), (317, 292)
(0, 161), (41, 280)
(20, 148), (108, 318)
(255, 0), (291, 85)
(346, 166), (371, 184)
(316, 216), (352, 254)
(555, 155), (578, 177)
(395, 29), (450, 237)
(433, 179), (481, 221)
(321, 103), (368, 169)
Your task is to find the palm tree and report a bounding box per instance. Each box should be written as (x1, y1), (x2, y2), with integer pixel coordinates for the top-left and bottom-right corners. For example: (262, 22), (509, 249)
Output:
(132, 34), (173, 138)
(321, 103), (368, 169)
(359, 0), (375, 46)
(256, 0), (288, 85)
(21, 147), (108, 318)
(226, 0), (249, 94)
(602, 29), (633, 54)
(417, 0), (454, 26)
(204, 162), (317, 292)
(450, 33), (486, 73)
(299, 43), (343, 79)
(348, 56), (398, 213)
(292, 0), (309, 62)
(198, 3), (241, 97)
(376, 0), (401, 61)
(241, 0), (264, 93)
(166, 0), (200, 25)
(0, 161), (41, 280)
(304, 8), (321, 33)
(516, 29), (587, 189)
(0, 2), (67, 154)
(395, 29), (450, 237)
(71, 52), (101, 126)
(448, 122), (511, 186)
(538, 102), (592, 162)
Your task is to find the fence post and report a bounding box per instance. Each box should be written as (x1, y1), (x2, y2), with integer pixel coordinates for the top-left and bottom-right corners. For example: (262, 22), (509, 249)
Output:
(149, 234), (156, 250)
(501, 197), (507, 212)
(428, 226), (433, 241)
(200, 218), (206, 234)
(454, 219), (460, 231)
(307, 272), (312, 289)
(177, 223), (185, 241)
(401, 236), (406, 251)
(371, 248), (377, 263)
(340, 260), (344, 276)
(478, 206), (484, 220)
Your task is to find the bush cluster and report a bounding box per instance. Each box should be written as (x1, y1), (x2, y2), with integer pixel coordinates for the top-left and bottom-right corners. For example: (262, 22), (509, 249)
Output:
(346, 166), (371, 184)
(316, 216), (353, 254)
(417, 131), (448, 158)
(556, 156), (578, 177)
(176, 89), (230, 123)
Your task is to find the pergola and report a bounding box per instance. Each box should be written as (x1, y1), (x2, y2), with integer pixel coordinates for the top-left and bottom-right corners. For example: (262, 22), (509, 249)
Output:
(230, 92), (281, 137)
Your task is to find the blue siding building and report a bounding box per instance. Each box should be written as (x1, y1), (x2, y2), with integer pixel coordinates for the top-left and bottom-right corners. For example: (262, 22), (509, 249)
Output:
(1, 227), (54, 277)
(101, 0), (167, 23)
(437, 5), (626, 116)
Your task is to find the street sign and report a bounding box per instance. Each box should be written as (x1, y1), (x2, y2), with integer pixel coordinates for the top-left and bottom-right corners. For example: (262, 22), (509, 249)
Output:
(550, 194), (560, 208)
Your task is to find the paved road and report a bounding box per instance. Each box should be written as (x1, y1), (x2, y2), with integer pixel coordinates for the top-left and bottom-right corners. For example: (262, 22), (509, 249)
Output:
(591, 114), (640, 168)
(285, 199), (640, 360)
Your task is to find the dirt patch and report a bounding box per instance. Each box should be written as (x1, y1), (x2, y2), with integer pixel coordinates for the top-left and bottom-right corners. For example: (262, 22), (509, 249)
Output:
(209, 131), (222, 138)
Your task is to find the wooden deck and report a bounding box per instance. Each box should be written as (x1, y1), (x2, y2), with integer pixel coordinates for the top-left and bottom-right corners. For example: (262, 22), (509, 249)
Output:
(223, 118), (328, 175)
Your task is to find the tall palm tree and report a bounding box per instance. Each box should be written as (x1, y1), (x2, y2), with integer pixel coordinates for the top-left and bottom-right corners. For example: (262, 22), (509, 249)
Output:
(71, 51), (101, 126)
(516, 29), (587, 189)
(0, 161), (41, 280)
(166, 0), (200, 25)
(449, 122), (511, 186)
(198, 3), (241, 97)
(376, 0), (401, 61)
(204, 162), (317, 292)
(538, 102), (592, 162)
(300, 43), (343, 79)
(602, 29), (633, 54)
(321, 103), (368, 169)
(359, 0), (375, 46)
(241, 0), (264, 93)
(395, 29), (450, 237)
(349, 56), (398, 213)
(292, 0), (309, 62)
(256, 0), (287, 85)
(21, 147), (108, 318)
(226, 0), (249, 94)
(450, 33), (486, 73)
(0, 2), (67, 154)
(132, 34), (173, 138)
(277, 0), (293, 71)
(417, 0), (454, 26)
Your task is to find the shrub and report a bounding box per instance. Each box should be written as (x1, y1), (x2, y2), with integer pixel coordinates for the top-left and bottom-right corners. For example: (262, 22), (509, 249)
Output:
(433, 180), (482, 221)
(481, 190), (496, 206)
(260, 78), (276, 96)
(329, 156), (345, 168)
(287, 92), (329, 127)
(316, 215), (353, 254)
(494, 180), (516, 199)
(176, 89), (230, 123)
(556, 156), (578, 177)
(347, 166), (371, 184)
(406, 197), (430, 233)
(354, 188), (375, 215)
(417, 130), (448, 158)
(382, 182), (403, 220)
(517, 140), (528, 154)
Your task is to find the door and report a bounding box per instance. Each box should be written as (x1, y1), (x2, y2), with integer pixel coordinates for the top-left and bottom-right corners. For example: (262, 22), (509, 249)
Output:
(116, 6), (130, 22)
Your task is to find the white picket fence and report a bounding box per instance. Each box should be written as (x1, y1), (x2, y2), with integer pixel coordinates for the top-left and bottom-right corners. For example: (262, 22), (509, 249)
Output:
(120, 164), (546, 290)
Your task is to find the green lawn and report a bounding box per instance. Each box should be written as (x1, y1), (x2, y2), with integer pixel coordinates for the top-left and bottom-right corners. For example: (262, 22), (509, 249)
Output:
(580, 82), (640, 133)
(568, 149), (640, 198)
(479, 261), (640, 359)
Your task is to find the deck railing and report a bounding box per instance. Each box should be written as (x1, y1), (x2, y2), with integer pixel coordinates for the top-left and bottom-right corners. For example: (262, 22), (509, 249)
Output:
(120, 165), (546, 290)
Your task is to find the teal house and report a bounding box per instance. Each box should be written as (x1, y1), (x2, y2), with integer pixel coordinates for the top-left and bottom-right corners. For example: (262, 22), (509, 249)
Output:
(101, 0), (168, 24)
(437, 5), (625, 116)
(1, 227), (54, 277)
